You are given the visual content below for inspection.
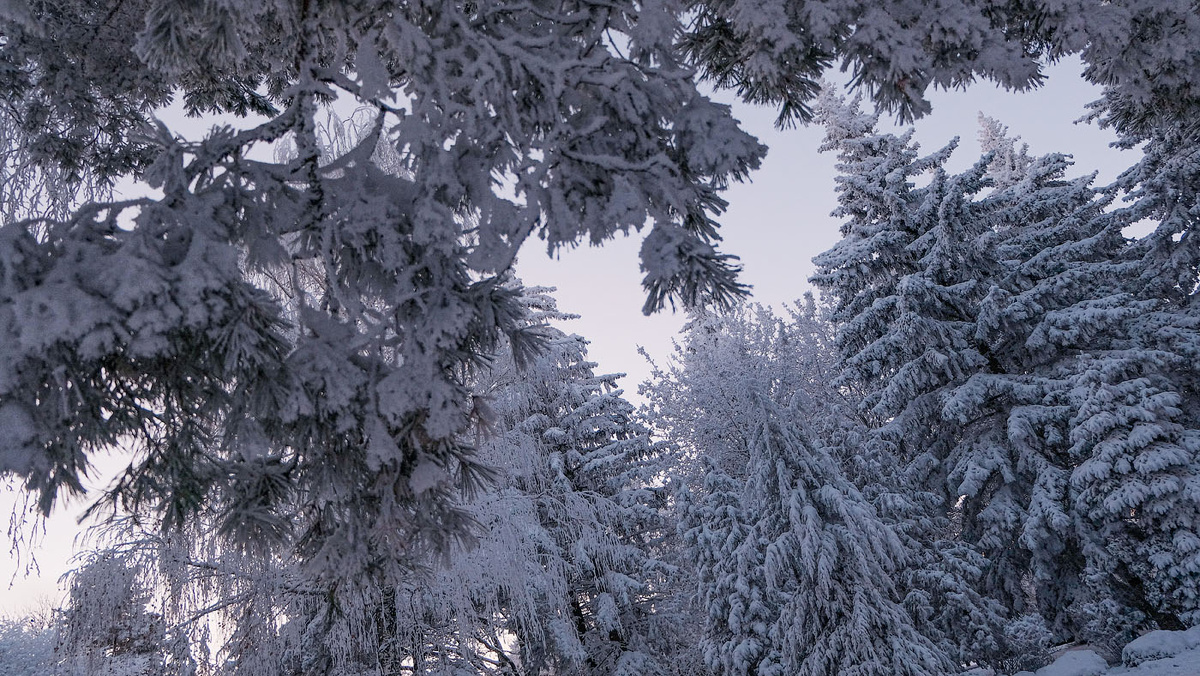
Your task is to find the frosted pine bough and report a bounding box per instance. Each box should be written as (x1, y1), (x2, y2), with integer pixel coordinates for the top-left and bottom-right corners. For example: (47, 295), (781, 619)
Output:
(0, 0), (763, 591)
(41, 287), (676, 674)
(1, 1), (764, 671)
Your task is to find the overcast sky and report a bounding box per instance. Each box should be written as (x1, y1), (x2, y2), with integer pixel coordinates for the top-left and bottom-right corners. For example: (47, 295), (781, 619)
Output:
(1, 56), (1136, 618)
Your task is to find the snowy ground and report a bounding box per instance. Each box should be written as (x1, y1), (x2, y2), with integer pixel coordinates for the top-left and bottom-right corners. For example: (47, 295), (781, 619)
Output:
(994, 627), (1200, 676)
(1026, 645), (1200, 676)
(1109, 648), (1200, 676)
(962, 628), (1200, 676)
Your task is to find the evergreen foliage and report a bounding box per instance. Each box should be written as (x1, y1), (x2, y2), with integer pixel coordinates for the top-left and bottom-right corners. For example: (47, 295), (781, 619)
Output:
(681, 0), (1200, 132)
(0, 0), (765, 596)
(51, 286), (675, 676)
(383, 287), (674, 675)
(813, 88), (1200, 656)
(646, 304), (950, 675)
(3, 2), (1200, 673)
(810, 94), (1017, 666)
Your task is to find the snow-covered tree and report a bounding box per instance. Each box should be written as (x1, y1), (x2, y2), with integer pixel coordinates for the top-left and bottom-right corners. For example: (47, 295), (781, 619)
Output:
(944, 149), (1120, 635)
(1022, 54), (1200, 642)
(970, 132), (1200, 637)
(807, 103), (1029, 663)
(0, 106), (106, 225)
(0, 5), (764, 669)
(1085, 54), (1200, 628)
(814, 87), (1200, 647)
(978, 115), (1032, 192)
(809, 91), (959, 434)
(0, 0), (765, 598)
(56, 550), (171, 676)
(50, 286), (676, 676)
(376, 287), (674, 675)
(646, 304), (950, 675)
(809, 91), (981, 559)
(1068, 364), (1200, 628)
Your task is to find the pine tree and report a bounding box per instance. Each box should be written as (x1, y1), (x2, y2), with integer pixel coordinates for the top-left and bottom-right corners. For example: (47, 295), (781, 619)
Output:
(815, 90), (1200, 650)
(809, 87), (982, 555)
(0, 7), (765, 668)
(1029, 71), (1200, 642)
(680, 457), (768, 676)
(646, 304), (950, 675)
(965, 130), (1200, 638)
(0, 0), (766, 598)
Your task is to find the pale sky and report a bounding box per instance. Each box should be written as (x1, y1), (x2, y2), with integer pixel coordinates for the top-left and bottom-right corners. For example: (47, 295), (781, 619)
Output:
(1, 56), (1134, 618)
(517, 56), (1132, 405)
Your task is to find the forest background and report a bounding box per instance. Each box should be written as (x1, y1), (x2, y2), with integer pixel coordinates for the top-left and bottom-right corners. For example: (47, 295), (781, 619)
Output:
(1, 55), (1131, 617)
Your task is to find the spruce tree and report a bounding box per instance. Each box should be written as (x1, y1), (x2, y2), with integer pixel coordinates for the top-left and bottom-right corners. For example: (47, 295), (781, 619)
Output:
(1044, 112), (1200, 632)
(646, 304), (950, 676)
(301, 285), (675, 674)
(815, 91), (1200, 649)
(944, 148), (1118, 635)
(1068, 365), (1200, 629)
(809, 97), (1200, 653)
(447, 288), (672, 674)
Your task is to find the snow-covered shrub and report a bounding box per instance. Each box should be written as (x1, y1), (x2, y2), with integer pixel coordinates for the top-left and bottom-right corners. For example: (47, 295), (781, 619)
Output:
(1000, 614), (1054, 674)
(1072, 598), (1145, 664)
